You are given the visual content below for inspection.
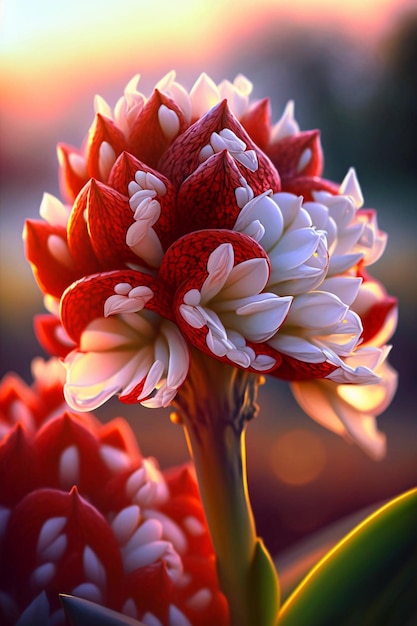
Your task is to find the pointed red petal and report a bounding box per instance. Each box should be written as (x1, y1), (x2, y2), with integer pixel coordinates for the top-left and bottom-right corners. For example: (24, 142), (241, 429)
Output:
(67, 182), (102, 274)
(158, 99), (280, 194)
(267, 130), (323, 179)
(98, 417), (142, 463)
(176, 151), (244, 235)
(108, 152), (178, 250)
(86, 179), (137, 268)
(118, 562), (172, 621)
(86, 114), (128, 180)
(34, 313), (75, 358)
(4, 486), (123, 604)
(129, 90), (187, 168)
(240, 98), (271, 150)
(34, 412), (111, 494)
(24, 220), (79, 298)
(57, 143), (88, 203)
(0, 424), (39, 506)
(0, 374), (38, 427)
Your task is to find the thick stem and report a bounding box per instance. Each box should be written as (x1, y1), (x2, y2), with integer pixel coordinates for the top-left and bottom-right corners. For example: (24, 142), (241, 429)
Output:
(172, 351), (279, 626)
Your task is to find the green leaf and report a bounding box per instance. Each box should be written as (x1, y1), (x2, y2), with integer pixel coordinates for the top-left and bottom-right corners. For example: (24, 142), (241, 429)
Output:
(247, 538), (280, 626)
(277, 488), (417, 626)
(59, 594), (147, 626)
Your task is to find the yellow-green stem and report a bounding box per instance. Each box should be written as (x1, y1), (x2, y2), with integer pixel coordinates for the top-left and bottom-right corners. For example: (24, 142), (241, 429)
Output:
(172, 352), (279, 626)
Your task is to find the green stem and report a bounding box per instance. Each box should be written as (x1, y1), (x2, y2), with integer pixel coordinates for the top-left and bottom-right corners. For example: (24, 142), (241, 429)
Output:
(172, 352), (280, 626)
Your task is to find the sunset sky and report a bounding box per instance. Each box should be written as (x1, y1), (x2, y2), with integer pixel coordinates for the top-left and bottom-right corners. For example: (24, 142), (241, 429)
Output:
(1, 0), (414, 125)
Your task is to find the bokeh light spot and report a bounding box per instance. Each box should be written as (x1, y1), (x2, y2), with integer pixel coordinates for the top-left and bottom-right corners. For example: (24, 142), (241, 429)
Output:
(270, 428), (327, 486)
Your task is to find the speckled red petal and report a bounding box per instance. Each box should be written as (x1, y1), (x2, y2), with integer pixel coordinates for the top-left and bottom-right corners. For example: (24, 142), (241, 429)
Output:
(129, 90), (187, 168)
(176, 151), (244, 235)
(159, 229), (269, 292)
(108, 152), (179, 250)
(270, 353), (337, 381)
(85, 179), (138, 268)
(67, 182), (102, 274)
(86, 113), (128, 180)
(60, 270), (165, 343)
(158, 99), (280, 194)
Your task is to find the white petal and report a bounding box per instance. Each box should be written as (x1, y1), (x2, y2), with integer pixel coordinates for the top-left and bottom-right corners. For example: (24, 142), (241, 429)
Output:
(286, 292), (348, 329)
(201, 243), (234, 303)
(219, 258), (269, 300)
(83, 546), (106, 588)
(158, 104), (180, 140)
(37, 517), (67, 555)
(111, 505), (141, 545)
(339, 168), (364, 208)
(271, 100), (300, 140)
(190, 73), (220, 119)
(271, 228), (320, 271)
(320, 276), (362, 306)
(40, 193), (69, 228)
(59, 445), (80, 490)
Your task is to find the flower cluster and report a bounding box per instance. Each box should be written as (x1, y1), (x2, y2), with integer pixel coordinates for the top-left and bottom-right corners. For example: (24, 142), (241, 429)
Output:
(0, 359), (228, 626)
(24, 72), (397, 457)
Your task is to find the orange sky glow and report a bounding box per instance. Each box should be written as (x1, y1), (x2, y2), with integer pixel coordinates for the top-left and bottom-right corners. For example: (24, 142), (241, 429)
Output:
(0, 0), (413, 125)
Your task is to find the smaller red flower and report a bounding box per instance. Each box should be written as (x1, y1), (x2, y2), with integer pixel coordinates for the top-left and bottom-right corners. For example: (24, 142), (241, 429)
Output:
(0, 362), (229, 626)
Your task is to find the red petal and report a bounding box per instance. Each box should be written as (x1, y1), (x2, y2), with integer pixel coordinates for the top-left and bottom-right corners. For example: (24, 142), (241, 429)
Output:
(67, 182), (102, 274)
(158, 100), (280, 194)
(159, 229), (268, 291)
(4, 486), (123, 608)
(60, 270), (165, 343)
(177, 556), (229, 626)
(86, 114), (128, 180)
(86, 179), (137, 268)
(116, 562), (172, 621)
(360, 296), (397, 344)
(0, 374), (38, 427)
(108, 152), (178, 250)
(267, 130), (323, 179)
(129, 90), (187, 168)
(57, 143), (88, 203)
(0, 424), (39, 506)
(281, 175), (339, 200)
(176, 151), (244, 235)
(269, 353), (337, 381)
(240, 98), (271, 150)
(24, 220), (79, 298)
(34, 412), (111, 494)
(98, 417), (142, 463)
(34, 313), (75, 359)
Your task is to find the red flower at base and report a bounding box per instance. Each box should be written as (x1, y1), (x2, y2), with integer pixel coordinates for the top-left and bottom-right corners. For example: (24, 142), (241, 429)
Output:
(0, 360), (229, 626)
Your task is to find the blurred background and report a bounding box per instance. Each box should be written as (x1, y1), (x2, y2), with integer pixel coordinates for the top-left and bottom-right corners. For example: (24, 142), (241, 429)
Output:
(1, 0), (416, 564)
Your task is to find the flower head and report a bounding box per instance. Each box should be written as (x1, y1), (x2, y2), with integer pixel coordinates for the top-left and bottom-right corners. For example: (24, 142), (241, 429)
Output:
(24, 72), (397, 457)
(0, 361), (228, 625)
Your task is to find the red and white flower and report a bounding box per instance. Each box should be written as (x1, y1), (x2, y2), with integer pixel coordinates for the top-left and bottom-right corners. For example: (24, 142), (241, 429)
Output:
(0, 361), (228, 626)
(24, 72), (397, 457)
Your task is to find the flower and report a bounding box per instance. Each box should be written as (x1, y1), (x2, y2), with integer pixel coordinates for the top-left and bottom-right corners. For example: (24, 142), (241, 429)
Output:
(0, 360), (229, 626)
(24, 72), (397, 457)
